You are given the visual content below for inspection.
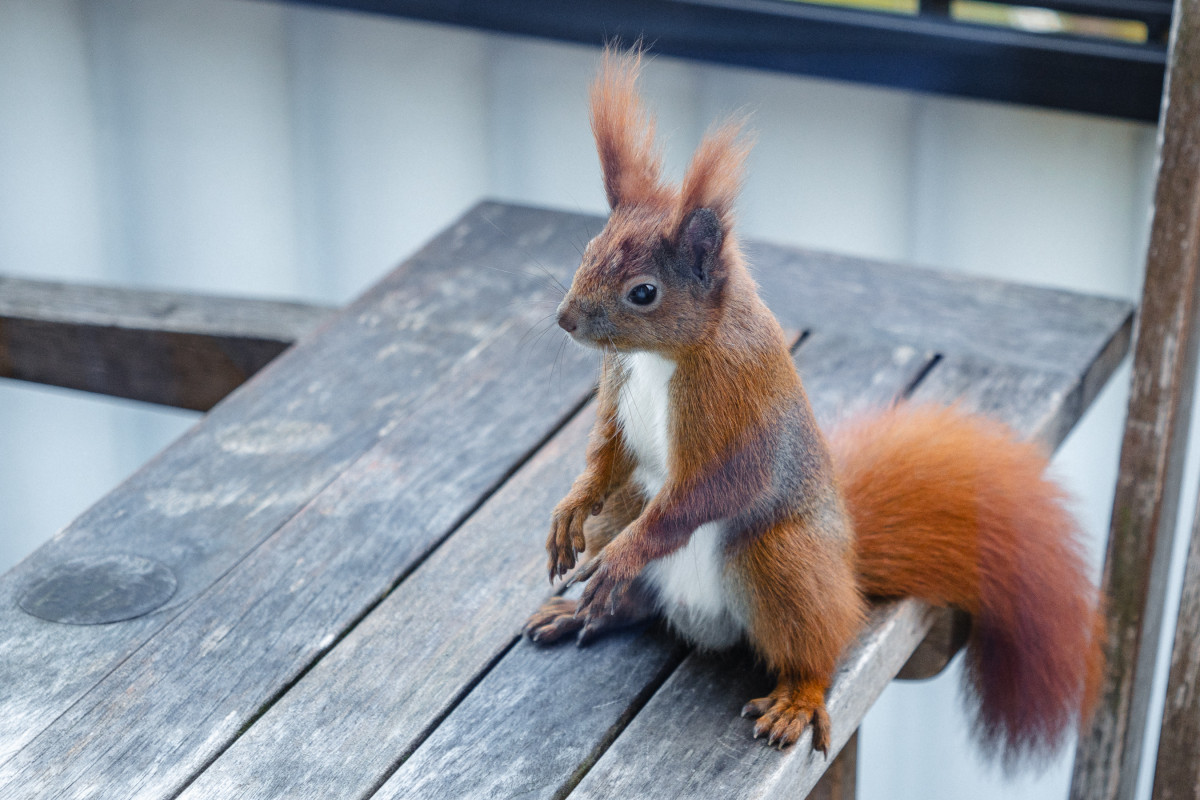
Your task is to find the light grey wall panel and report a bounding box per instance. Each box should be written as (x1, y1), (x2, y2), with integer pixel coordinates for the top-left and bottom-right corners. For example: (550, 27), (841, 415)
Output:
(285, 8), (492, 301)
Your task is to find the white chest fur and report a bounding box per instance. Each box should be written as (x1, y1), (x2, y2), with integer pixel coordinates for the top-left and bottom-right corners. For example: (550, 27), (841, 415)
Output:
(617, 351), (675, 494)
(615, 352), (743, 650)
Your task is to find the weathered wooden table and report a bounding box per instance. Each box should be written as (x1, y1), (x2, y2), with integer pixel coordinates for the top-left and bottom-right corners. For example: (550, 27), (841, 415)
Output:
(0, 201), (1131, 799)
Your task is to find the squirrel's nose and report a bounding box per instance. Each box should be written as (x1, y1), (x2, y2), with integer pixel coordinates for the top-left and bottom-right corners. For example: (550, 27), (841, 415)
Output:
(557, 298), (579, 333)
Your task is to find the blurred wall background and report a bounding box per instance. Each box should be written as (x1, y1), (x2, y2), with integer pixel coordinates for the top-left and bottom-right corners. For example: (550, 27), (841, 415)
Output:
(0, 0), (1196, 798)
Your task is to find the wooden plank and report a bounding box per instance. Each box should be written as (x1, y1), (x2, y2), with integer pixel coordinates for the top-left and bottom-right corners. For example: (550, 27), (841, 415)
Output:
(794, 333), (933, 425)
(0, 201), (593, 769)
(179, 325), (826, 799)
(0, 275), (334, 410)
(340, 202), (1134, 387)
(566, 347), (1110, 798)
(334, 334), (935, 800)
(172, 333), (920, 800)
(175, 406), (603, 800)
(324, 320), (1119, 800)
(907, 354), (1082, 449)
(1151, 489), (1200, 800)
(750, 240), (1133, 382)
(379, 628), (686, 800)
(896, 348), (1129, 680)
(790, 242), (1131, 689)
(1072, 0), (1200, 795)
(0, 201), (1134, 797)
(570, 601), (938, 800)
(0, 312), (599, 799)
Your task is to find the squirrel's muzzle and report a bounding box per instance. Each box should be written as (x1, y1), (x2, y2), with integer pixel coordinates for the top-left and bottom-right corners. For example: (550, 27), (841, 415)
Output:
(556, 296), (611, 348)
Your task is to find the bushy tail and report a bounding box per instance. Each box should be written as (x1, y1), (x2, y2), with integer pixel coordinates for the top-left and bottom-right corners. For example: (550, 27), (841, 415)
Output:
(829, 405), (1104, 768)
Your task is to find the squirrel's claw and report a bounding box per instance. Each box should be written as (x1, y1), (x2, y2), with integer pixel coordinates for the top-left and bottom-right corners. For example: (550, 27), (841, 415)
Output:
(565, 553), (602, 587)
(742, 684), (832, 753)
(575, 557), (630, 621)
(545, 500), (594, 582)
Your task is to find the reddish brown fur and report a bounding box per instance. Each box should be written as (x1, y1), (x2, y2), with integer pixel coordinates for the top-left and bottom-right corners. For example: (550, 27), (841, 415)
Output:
(531, 46), (1104, 765)
(590, 49), (672, 211)
(830, 406), (1105, 765)
(545, 359), (635, 579)
(735, 513), (865, 681)
(674, 120), (752, 232)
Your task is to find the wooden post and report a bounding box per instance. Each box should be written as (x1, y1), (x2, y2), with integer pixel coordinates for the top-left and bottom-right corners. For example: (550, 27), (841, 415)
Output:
(1151, 489), (1200, 799)
(808, 730), (858, 800)
(1070, 0), (1200, 796)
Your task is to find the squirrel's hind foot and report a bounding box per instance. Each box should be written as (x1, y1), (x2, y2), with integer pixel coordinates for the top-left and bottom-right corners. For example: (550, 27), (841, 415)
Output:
(741, 677), (832, 752)
(523, 597), (585, 644)
(524, 580), (655, 647)
(521, 596), (618, 647)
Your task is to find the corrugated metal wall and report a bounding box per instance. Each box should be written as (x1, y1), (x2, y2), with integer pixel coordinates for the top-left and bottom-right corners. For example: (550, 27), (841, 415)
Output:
(1, 1), (1191, 798)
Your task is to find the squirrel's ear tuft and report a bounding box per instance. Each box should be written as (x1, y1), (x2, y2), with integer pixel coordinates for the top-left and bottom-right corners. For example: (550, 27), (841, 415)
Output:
(677, 208), (723, 282)
(590, 46), (669, 210)
(676, 119), (752, 231)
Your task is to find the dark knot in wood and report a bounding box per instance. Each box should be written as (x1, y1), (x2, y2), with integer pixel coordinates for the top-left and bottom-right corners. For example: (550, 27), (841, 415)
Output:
(18, 554), (177, 625)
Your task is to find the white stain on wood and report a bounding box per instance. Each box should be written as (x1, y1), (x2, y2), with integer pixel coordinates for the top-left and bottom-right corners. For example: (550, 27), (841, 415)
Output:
(216, 420), (333, 456)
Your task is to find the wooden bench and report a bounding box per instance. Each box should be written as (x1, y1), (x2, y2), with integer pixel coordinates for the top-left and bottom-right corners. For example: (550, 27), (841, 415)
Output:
(0, 200), (1132, 797)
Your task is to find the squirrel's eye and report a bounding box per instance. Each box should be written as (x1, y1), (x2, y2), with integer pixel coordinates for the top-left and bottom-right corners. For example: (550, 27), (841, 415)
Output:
(627, 283), (658, 306)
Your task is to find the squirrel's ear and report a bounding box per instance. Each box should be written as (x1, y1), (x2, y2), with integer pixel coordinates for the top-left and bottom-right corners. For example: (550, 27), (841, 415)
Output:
(677, 208), (723, 282)
(590, 47), (667, 210)
(677, 119), (751, 229)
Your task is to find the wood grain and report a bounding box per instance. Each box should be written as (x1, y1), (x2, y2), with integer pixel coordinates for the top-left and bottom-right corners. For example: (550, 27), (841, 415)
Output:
(1151, 489), (1200, 800)
(569, 601), (939, 800)
(0, 313), (599, 800)
(0, 275), (333, 410)
(1071, 0), (1200, 795)
(749, 239), (1132, 382)
(0, 202), (592, 771)
(793, 331), (934, 425)
(175, 406), (603, 800)
(180, 296), (1121, 799)
(907, 354), (1080, 449)
(378, 628), (687, 800)
(173, 332), (904, 800)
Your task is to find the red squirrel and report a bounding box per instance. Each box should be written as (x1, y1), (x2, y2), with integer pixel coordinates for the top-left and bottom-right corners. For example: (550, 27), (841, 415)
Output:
(523, 48), (1104, 764)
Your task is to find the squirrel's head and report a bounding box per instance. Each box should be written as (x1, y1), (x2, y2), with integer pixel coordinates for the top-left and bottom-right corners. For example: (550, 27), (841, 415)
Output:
(557, 48), (751, 355)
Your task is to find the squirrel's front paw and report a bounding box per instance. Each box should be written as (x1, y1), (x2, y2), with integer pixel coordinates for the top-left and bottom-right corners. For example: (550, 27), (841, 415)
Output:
(572, 548), (635, 620)
(545, 497), (600, 581)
